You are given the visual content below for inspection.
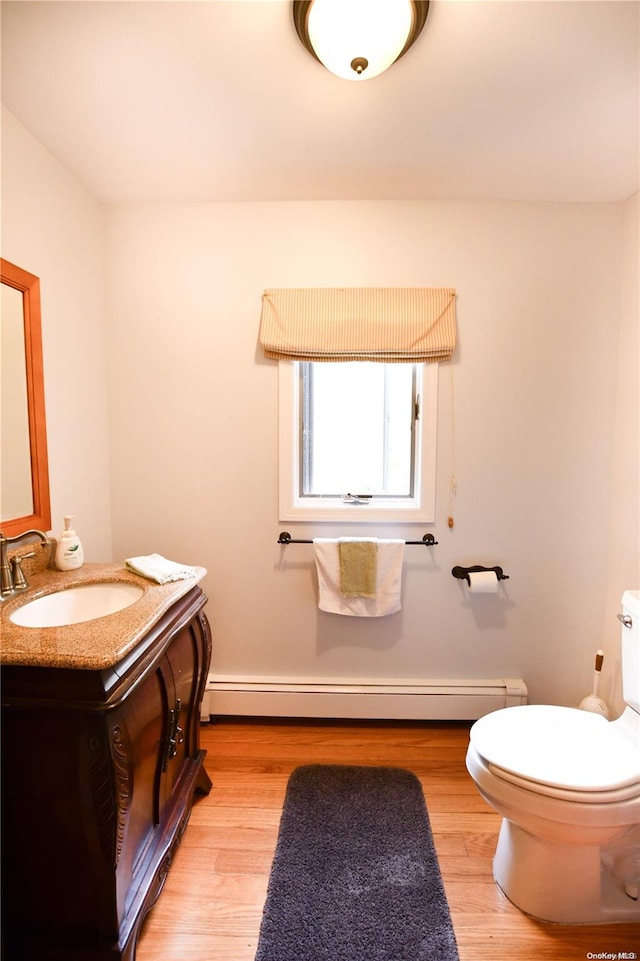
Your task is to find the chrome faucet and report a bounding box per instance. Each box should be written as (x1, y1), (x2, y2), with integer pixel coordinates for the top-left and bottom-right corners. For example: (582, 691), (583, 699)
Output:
(0, 529), (50, 600)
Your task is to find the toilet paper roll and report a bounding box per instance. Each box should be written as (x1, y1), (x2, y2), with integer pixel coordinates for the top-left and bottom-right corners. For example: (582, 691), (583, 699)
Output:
(468, 570), (499, 594)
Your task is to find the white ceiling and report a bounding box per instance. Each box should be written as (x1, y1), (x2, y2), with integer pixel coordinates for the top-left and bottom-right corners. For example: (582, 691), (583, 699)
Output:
(1, 0), (638, 205)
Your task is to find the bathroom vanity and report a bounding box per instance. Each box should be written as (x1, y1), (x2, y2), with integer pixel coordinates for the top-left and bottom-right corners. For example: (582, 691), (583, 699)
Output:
(1, 566), (212, 961)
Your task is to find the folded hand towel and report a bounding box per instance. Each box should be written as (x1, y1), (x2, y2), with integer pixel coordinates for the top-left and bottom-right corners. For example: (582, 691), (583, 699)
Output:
(125, 553), (197, 585)
(314, 538), (405, 617)
(339, 539), (377, 598)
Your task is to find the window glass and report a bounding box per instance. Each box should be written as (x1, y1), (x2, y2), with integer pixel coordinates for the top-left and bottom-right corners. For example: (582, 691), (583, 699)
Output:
(278, 360), (438, 523)
(301, 362), (416, 498)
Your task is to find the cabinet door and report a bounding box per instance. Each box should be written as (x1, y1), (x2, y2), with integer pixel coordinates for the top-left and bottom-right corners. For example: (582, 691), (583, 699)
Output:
(114, 658), (174, 918)
(115, 609), (210, 915)
(160, 613), (205, 807)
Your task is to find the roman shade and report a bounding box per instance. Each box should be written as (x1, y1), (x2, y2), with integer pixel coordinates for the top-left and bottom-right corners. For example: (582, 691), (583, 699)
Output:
(259, 287), (456, 363)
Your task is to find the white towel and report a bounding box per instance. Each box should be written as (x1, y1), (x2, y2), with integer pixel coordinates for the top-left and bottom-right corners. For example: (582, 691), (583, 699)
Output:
(125, 552), (198, 584)
(313, 538), (405, 617)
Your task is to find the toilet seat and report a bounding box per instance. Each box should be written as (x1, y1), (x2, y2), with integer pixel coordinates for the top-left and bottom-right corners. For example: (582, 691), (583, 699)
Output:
(470, 704), (640, 795)
(486, 761), (640, 803)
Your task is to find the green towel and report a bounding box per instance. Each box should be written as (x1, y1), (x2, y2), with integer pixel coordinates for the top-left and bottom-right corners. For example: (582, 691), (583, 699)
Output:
(339, 540), (377, 598)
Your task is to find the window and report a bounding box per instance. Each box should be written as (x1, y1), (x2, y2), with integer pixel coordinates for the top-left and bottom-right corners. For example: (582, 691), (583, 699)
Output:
(279, 360), (438, 522)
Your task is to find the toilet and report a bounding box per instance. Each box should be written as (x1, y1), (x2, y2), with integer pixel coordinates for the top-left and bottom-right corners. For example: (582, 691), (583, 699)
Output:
(466, 589), (640, 924)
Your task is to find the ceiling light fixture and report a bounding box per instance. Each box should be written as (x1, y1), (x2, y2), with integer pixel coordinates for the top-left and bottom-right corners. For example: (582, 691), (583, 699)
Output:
(293, 0), (430, 82)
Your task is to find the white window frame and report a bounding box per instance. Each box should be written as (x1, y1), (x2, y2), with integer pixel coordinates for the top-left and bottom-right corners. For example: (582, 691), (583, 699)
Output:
(278, 360), (438, 523)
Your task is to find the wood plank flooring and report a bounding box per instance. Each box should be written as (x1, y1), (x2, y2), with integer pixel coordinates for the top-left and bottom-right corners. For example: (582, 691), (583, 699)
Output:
(135, 719), (639, 961)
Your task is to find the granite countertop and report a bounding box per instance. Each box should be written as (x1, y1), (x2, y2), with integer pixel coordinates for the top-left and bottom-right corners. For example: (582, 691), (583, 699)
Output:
(0, 562), (207, 671)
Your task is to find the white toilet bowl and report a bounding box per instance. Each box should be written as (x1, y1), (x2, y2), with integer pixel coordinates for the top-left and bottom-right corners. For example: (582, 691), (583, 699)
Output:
(467, 591), (640, 924)
(466, 589), (640, 923)
(466, 703), (640, 923)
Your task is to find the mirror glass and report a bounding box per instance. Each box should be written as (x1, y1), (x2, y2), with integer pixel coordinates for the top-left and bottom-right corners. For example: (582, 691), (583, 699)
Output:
(0, 259), (51, 536)
(2, 282), (33, 518)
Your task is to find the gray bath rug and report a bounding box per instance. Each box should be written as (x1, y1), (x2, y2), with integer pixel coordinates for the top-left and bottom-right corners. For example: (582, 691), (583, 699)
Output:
(254, 764), (459, 961)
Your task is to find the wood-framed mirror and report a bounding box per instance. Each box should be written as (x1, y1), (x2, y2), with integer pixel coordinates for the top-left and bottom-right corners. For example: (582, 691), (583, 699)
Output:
(1, 258), (51, 536)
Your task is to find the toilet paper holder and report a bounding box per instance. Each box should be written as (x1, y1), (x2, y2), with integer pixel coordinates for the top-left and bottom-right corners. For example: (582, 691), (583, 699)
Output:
(451, 564), (509, 585)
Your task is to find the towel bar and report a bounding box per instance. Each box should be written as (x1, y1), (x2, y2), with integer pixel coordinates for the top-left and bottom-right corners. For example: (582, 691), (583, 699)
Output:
(277, 531), (438, 546)
(451, 564), (509, 584)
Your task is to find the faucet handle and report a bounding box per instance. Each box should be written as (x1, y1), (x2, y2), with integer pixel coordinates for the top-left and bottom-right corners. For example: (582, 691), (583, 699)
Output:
(10, 552), (35, 592)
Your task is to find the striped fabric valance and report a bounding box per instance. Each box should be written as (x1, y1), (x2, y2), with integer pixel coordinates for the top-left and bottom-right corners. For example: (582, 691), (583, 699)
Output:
(259, 287), (456, 363)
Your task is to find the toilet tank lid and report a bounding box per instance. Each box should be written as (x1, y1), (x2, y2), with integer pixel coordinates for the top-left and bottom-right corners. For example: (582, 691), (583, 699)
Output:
(622, 590), (640, 617)
(470, 705), (640, 791)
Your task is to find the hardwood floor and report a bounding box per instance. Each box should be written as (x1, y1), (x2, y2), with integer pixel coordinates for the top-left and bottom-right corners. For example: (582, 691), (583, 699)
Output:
(135, 719), (639, 961)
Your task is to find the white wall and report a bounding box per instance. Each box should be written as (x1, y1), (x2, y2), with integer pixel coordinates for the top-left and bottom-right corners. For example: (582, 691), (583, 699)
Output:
(3, 107), (636, 712)
(105, 198), (638, 710)
(602, 192), (640, 715)
(1, 107), (113, 561)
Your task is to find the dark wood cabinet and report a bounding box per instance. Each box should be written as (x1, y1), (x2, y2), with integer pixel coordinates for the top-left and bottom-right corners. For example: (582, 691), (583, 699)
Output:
(1, 586), (212, 961)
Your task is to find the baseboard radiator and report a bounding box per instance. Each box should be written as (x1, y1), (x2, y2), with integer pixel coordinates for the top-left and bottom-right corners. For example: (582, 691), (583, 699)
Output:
(200, 675), (528, 721)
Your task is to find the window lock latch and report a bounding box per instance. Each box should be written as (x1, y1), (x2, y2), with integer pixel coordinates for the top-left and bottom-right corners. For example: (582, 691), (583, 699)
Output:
(342, 493), (373, 504)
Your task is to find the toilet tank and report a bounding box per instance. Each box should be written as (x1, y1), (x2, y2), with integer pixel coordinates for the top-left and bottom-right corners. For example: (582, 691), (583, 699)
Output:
(621, 590), (640, 713)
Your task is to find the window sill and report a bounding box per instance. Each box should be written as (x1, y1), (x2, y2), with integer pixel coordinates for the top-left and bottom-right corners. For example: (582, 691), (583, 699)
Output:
(279, 500), (434, 524)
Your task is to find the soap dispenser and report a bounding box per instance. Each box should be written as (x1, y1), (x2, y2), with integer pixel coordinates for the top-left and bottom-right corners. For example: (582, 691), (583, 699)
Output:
(55, 515), (84, 571)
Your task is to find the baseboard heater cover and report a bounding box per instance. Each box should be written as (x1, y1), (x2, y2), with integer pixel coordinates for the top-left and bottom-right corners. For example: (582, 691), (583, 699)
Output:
(200, 675), (528, 721)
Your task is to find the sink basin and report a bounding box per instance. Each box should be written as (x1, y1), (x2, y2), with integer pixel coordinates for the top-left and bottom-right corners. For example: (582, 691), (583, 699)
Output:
(10, 582), (144, 628)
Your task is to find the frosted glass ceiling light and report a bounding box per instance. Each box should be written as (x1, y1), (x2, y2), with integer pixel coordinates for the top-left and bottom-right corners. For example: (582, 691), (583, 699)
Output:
(293, 0), (430, 81)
